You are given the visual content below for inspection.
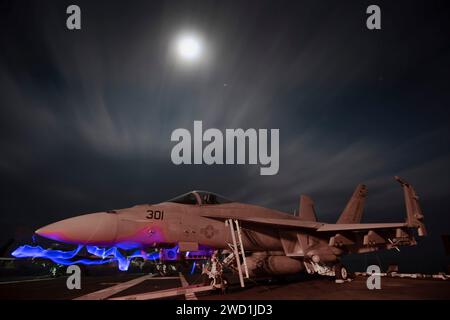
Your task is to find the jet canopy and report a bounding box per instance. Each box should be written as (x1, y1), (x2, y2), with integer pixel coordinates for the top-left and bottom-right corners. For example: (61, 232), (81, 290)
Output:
(167, 191), (233, 205)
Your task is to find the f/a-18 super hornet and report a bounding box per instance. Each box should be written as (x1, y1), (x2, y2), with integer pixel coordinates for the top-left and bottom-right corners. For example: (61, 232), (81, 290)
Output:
(13, 176), (426, 287)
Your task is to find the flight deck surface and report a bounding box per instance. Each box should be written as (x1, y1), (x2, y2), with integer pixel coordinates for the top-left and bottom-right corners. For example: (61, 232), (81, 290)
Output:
(0, 273), (449, 300)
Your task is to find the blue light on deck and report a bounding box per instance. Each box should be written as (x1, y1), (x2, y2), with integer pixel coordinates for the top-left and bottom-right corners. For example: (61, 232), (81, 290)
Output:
(190, 261), (197, 275)
(12, 243), (210, 271)
(12, 244), (160, 271)
(12, 244), (83, 260)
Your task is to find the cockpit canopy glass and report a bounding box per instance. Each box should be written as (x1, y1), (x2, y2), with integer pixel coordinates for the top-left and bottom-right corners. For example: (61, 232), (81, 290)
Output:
(167, 191), (233, 205)
(167, 192), (199, 205)
(197, 191), (233, 205)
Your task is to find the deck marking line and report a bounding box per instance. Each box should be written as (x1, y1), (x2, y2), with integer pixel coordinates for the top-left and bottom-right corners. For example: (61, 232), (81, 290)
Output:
(179, 272), (198, 300)
(74, 274), (155, 300)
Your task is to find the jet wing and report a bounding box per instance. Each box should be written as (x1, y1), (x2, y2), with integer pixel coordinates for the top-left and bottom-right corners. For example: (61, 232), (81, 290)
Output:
(317, 222), (416, 252)
(200, 213), (321, 229)
(201, 214), (405, 231)
(317, 222), (407, 232)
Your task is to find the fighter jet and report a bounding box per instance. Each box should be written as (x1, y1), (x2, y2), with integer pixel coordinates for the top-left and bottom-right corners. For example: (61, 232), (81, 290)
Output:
(16, 176), (426, 287)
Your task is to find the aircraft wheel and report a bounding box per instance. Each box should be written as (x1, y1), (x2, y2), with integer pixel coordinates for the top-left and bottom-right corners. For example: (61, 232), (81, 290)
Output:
(200, 273), (228, 293)
(334, 264), (348, 282)
(219, 276), (229, 294)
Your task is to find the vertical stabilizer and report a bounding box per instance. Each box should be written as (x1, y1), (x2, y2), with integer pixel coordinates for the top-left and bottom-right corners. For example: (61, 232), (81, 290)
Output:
(337, 184), (368, 224)
(298, 195), (317, 222)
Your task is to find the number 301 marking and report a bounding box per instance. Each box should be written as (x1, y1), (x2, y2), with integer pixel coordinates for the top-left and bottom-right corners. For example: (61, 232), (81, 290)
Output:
(146, 210), (164, 220)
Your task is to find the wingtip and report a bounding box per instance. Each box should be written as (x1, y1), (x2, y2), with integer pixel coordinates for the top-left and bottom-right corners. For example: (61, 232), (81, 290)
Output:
(394, 176), (408, 186)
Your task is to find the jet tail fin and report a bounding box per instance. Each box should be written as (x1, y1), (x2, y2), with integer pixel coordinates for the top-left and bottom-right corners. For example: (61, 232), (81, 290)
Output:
(298, 195), (317, 222)
(395, 176), (427, 236)
(337, 184), (368, 224)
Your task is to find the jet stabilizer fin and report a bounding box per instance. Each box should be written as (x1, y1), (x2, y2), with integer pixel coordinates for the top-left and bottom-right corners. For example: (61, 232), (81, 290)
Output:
(395, 176), (427, 236)
(299, 195), (317, 222)
(336, 184), (368, 224)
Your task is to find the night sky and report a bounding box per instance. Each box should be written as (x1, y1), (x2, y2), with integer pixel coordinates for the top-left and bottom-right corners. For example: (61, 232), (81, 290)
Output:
(0, 0), (449, 272)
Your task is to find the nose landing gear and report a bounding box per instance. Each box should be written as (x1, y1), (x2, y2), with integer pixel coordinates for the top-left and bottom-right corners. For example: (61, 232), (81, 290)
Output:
(202, 252), (228, 293)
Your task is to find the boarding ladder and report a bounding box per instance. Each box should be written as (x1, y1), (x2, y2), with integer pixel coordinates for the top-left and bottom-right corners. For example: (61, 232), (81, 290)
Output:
(225, 219), (249, 287)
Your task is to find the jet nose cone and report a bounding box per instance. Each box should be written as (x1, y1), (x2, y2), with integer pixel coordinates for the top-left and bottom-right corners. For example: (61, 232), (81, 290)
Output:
(35, 212), (118, 245)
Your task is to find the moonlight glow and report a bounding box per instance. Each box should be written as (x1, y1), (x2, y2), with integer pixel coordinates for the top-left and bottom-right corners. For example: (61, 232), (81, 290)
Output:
(176, 34), (202, 61)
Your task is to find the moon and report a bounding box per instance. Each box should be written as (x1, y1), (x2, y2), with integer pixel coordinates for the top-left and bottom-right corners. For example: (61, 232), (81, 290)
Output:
(176, 33), (203, 62)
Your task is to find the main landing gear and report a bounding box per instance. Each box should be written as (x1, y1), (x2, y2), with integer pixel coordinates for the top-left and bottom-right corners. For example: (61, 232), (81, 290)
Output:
(334, 263), (349, 283)
(304, 259), (351, 283)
